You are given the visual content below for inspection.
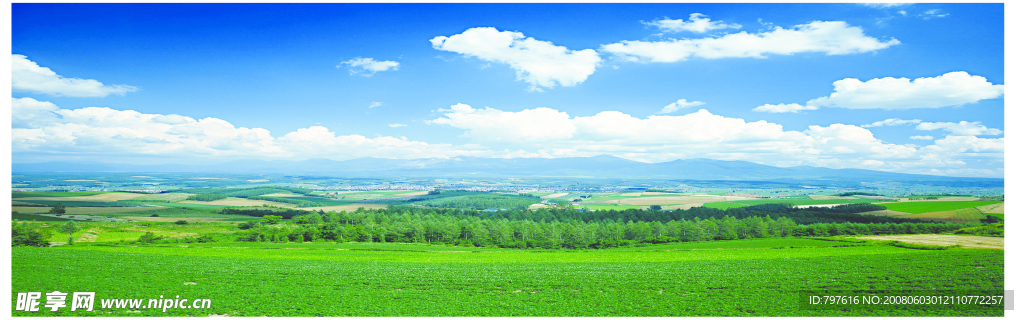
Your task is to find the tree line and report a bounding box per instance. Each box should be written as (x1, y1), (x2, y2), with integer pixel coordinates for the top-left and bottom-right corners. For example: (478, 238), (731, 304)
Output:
(229, 206), (970, 249)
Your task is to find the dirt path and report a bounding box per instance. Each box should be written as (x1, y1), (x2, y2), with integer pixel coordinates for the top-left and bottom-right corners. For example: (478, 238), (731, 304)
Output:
(857, 234), (1003, 249)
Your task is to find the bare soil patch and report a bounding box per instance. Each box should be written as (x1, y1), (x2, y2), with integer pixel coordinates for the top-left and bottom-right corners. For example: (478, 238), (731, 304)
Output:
(857, 234), (1003, 250)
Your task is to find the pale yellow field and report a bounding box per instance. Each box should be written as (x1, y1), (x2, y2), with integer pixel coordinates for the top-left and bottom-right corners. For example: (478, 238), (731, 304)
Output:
(807, 195), (855, 200)
(180, 197), (297, 207)
(898, 208), (986, 223)
(640, 192), (678, 196)
(618, 196), (749, 206)
(12, 206), (163, 214)
(857, 234), (1002, 250)
(541, 193), (570, 199)
(16, 192), (147, 202)
(295, 204), (389, 212)
(977, 203), (1004, 214)
(586, 200), (620, 204)
(528, 203), (552, 210)
(859, 210), (914, 217)
(620, 192), (643, 197)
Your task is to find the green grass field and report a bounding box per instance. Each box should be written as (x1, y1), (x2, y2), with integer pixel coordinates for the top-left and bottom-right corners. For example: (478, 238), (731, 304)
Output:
(702, 202), (749, 210)
(728, 198), (895, 206)
(11, 239), (1002, 316)
(881, 201), (1003, 214)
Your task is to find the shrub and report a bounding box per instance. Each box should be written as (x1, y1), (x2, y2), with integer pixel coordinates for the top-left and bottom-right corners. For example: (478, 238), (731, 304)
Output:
(175, 220), (189, 225)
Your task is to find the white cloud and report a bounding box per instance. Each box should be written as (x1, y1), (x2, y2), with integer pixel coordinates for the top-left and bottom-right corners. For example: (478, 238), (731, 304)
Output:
(369, 102), (382, 108)
(921, 9), (949, 19)
(11, 97), (61, 128)
(658, 99), (705, 114)
(860, 118), (921, 127)
(643, 13), (741, 33)
(806, 72), (1004, 110)
(427, 103), (576, 143)
(910, 135), (934, 140)
(337, 57), (399, 76)
(861, 3), (910, 9)
(11, 99), (476, 162)
(916, 121), (1003, 136)
(425, 103), (1002, 176)
(430, 27), (602, 91)
(600, 21), (899, 63)
(388, 123), (407, 127)
(753, 103), (818, 113)
(12, 54), (138, 97)
(13, 99), (1003, 177)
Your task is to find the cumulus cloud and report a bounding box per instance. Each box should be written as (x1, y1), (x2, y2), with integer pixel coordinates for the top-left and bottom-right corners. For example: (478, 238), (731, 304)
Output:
(753, 103), (818, 113)
(643, 13), (741, 33)
(910, 135), (933, 140)
(424, 103), (1002, 176)
(807, 71), (1004, 110)
(368, 102), (382, 108)
(916, 121), (1003, 136)
(11, 99), (477, 162)
(428, 103), (576, 143)
(658, 99), (705, 114)
(600, 21), (899, 63)
(337, 57), (399, 76)
(430, 27), (602, 91)
(861, 118), (922, 127)
(12, 54), (138, 97)
(861, 3), (910, 9)
(921, 9), (949, 19)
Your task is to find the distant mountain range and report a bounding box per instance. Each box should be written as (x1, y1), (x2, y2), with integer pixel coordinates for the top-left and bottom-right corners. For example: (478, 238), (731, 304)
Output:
(12, 155), (1003, 185)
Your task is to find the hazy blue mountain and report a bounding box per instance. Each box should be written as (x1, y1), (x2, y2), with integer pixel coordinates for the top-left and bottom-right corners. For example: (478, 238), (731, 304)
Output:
(12, 155), (1002, 184)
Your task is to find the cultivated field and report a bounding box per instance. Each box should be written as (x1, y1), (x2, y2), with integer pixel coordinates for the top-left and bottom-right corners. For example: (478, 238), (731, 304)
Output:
(180, 197), (297, 208)
(12, 206), (163, 215)
(294, 204), (389, 212)
(977, 203), (1005, 214)
(15, 192), (147, 202)
(898, 208), (987, 224)
(12, 238), (1003, 316)
(881, 201), (1002, 214)
(857, 235), (1003, 250)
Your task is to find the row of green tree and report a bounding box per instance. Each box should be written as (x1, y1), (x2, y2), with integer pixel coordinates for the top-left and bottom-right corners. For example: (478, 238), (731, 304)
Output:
(229, 208), (970, 249)
(416, 194), (541, 210)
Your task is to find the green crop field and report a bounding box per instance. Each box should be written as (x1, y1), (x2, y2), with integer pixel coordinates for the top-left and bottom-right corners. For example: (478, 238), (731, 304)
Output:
(881, 201), (1003, 214)
(702, 202), (749, 210)
(11, 239), (1002, 316)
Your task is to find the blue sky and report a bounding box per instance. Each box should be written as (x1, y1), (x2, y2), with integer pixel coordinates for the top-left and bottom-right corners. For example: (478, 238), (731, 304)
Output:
(10, 3), (1005, 177)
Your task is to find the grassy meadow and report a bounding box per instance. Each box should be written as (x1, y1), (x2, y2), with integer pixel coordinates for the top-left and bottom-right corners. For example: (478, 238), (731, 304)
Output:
(11, 238), (1002, 317)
